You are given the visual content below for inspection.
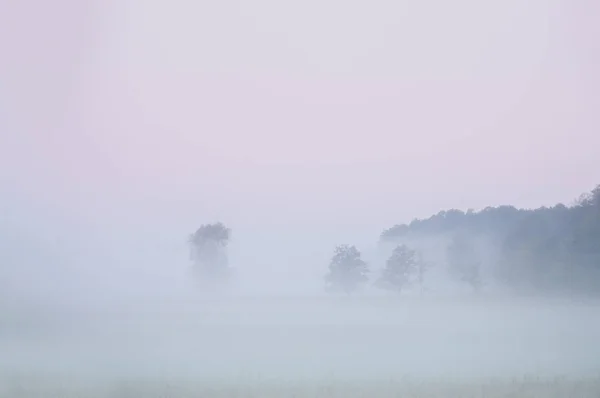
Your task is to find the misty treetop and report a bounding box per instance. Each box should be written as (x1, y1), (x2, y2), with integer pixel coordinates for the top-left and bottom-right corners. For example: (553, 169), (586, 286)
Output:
(189, 222), (231, 283)
(324, 244), (369, 294)
(376, 244), (420, 293)
(380, 184), (600, 294)
(189, 223), (231, 248)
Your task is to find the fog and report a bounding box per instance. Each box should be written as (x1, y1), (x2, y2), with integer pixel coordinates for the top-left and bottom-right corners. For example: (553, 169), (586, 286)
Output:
(3, 216), (600, 390)
(5, 296), (600, 383)
(3, 188), (600, 394)
(2, 0), (600, 395)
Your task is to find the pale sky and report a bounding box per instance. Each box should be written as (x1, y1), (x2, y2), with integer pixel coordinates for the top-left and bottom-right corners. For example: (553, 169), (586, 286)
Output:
(1, 0), (599, 267)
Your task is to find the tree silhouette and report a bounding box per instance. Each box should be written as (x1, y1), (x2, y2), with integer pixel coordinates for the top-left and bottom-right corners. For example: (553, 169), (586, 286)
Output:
(325, 244), (369, 294)
(376, 244), (419, 293)
(188, 222), (231, 283)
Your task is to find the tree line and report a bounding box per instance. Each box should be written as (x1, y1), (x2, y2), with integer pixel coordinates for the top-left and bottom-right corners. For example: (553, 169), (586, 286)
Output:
(188, 184), (600, 295)
(381, 184), (600, 294)
(188, 225), (428, 294)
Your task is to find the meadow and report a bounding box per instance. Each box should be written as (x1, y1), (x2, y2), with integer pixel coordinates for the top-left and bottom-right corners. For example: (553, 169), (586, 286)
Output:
(2, 374), (600, 398)
(2, 295), (600, 397)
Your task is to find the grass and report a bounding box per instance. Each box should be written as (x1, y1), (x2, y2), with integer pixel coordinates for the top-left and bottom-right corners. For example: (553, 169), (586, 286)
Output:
(2, 375), (600, 398)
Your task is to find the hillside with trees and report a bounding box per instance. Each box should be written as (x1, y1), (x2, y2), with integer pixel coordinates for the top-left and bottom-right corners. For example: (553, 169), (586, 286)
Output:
(380, 185), (600, 295)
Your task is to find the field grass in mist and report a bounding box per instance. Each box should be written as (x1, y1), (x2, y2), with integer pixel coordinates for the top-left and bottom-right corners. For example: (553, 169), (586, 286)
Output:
(2, 295), (600, 397)
(2, 375), (600, 398)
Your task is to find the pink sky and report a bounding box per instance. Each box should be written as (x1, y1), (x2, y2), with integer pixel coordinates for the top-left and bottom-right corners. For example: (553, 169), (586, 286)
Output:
(1, 0), (599, 238)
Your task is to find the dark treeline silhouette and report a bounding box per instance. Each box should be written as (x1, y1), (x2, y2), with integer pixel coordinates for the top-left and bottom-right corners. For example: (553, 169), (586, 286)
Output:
(380, 184), (600, 294)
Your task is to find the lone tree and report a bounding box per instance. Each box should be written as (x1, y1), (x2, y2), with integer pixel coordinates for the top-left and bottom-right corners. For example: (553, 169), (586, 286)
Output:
(188, 222), (231, 282)
(446, 234), (481, 291)
(376, 244), (418, 293)
(324, 244), (369, 294)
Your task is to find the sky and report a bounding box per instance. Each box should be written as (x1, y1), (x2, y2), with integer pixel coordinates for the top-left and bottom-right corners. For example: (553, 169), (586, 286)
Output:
(1, 0), (599, 282)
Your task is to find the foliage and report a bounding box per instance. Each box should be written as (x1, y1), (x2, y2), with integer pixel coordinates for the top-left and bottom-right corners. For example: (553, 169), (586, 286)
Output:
(376, 244), (419, 293)
(189, 222), (230, 248)
(188, 222), (231, 282)
(380, 184), (600, 294)
(325, 244), (369, 294)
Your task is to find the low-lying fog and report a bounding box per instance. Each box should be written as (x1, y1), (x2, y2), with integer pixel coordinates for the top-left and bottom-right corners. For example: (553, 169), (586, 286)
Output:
(5, 296), (600, 384)
(2, 231), (600, 386)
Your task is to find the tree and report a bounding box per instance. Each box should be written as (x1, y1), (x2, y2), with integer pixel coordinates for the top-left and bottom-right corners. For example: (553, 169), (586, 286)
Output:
(446, 234), (481, 291)
(376, 244), (418, 293)
(188, 222), (231, 283)
(324, 244), (369, 294)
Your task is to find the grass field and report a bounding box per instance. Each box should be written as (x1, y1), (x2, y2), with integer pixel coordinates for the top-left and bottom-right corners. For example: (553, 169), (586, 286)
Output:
(3, 296), (600, 397)
(2, 375), (600, 398)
